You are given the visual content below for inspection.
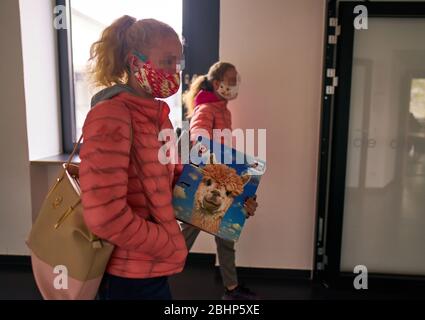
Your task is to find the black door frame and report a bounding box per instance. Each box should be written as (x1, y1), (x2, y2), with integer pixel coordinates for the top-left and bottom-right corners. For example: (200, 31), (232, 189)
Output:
(316, 1), (425, 290)
(182, 0), (220, 120)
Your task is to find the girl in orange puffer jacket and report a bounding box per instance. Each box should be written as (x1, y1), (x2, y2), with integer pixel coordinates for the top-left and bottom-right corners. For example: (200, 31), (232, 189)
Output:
(79, 15), (187, 300)
(183, 62), (259, 300)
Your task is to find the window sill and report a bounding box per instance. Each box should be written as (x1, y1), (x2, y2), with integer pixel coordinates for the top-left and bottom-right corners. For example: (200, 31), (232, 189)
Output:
(30, 154), (80, 165)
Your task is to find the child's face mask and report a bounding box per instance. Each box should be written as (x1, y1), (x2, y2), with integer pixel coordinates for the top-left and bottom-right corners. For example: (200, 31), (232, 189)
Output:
(217, 83), (239, 100)
(131, 51), (181, 98)
(216, 73), (241, 101)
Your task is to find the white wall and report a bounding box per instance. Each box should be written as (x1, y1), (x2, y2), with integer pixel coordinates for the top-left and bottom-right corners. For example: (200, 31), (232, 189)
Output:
(0, 0), (62, 256)
(191, 0), (326, 270)
(0, 0), (33, 255)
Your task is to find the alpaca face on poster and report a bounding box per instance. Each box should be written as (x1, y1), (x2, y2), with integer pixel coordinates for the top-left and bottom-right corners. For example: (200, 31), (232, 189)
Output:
(191, 157), (250, 234)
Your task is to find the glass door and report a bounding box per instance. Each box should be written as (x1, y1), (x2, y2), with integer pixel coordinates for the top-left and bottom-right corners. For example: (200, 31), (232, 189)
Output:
(321, 1), (425, 288)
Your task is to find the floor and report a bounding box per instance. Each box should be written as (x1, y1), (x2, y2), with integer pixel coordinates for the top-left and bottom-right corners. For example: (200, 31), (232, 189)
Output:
(1, 257), (425, 300)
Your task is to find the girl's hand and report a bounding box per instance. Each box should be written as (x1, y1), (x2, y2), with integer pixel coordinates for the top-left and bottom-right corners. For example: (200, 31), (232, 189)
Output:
(244, 195), (258, 218)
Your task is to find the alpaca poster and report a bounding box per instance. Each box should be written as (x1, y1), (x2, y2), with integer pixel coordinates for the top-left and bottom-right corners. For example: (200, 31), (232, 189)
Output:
(173, 138), (266, 242)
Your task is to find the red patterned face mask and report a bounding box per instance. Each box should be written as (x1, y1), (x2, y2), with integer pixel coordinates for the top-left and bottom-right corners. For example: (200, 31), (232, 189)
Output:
(131, 52), (180, 98)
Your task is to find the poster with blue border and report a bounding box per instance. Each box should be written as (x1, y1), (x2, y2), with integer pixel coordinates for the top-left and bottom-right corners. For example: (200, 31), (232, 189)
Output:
(173, 137), (266, 241)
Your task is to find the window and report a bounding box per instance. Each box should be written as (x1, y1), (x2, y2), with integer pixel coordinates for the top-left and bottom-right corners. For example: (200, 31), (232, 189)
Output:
(409, 78), (425, 124)
(59, 0), (183, 152)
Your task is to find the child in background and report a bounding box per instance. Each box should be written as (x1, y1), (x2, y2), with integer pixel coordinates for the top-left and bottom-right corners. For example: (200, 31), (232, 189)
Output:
(183, 62), (259, 300)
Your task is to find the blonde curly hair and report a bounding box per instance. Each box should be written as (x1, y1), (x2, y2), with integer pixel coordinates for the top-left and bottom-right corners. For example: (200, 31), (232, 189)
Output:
(88, 15), (179, 88)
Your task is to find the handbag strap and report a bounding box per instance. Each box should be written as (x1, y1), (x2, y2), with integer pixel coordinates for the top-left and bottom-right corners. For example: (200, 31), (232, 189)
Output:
(65, 134), (84, 169)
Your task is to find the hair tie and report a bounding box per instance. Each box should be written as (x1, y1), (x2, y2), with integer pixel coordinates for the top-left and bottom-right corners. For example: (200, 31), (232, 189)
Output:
(201, 76), (214, 92)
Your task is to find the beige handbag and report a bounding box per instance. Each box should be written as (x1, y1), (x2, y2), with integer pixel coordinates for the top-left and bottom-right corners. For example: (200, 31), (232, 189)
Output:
(26, 135), (114, 300)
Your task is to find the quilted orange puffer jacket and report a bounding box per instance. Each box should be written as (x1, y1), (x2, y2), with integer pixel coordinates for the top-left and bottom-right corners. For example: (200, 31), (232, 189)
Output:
(79, 85), (187, 279)
(190, 101), (232, 142)
(189, 90), (232, 146)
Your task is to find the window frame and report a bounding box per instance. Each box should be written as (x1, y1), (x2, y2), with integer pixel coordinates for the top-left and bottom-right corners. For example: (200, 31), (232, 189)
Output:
(56, 0), (77, 154)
